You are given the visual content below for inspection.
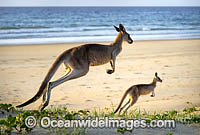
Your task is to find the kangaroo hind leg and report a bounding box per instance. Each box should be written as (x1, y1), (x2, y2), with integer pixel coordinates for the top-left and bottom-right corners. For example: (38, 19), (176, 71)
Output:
(124, 96), (138, 113)
(119, 99), (130, 114)
(39, 66), (72, 110)
(39, 83), (51, 111)
(39, 65), (89, 110)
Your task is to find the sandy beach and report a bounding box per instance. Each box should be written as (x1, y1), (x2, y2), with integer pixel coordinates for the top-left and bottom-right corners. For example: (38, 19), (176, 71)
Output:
(0, 39), (200, 112)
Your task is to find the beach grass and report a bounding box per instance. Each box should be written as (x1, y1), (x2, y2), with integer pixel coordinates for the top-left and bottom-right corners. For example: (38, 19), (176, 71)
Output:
(0, 103), (200, 134)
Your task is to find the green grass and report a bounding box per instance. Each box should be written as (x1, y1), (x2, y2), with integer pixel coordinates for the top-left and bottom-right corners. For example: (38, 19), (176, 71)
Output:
(0, 104), (200, 134)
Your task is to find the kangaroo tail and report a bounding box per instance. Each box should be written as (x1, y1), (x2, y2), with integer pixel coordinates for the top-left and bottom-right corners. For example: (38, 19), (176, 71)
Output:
(16, 54), (65, 108)
(114, 88), (130, 114)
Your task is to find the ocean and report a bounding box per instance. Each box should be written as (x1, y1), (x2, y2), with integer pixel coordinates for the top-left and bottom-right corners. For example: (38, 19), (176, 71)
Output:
(0, 7), (200, 45)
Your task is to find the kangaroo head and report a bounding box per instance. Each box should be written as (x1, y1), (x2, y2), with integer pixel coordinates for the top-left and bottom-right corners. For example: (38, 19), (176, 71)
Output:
(154, 72), (162, 83)
(113, 24), (133, 44)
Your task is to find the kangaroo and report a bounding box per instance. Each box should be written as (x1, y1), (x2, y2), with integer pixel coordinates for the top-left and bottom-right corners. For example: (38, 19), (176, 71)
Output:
(16, 24), (133, 110)
(114, 72), (162, 114)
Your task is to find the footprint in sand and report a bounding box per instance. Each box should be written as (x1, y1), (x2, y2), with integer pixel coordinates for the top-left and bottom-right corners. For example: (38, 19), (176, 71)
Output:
(1, 60), (7, 63)
(54, 100), (60, 103)
(30, 75), (35, 77)
(135, 72), (142, 74)
(80, 84), (86, 87)
(171, 94), (178, 98)
(20, 81), (26, 83)
(164, 65), (170, 67)
(61, 96), (68, 100)
(109, 90), (115, 92)
(29, 58), (39, 61)
(60, 98), (66, 101)
(14, 95), (19, 97)
(85, 99), (92, 102)
(13, 89), (19, 92)
(104, 86), (110, 89)
(161, 97), (170, 100)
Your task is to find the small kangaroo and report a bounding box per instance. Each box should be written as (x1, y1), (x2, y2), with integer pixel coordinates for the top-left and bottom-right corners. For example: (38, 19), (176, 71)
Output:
(16, 24), (133, 110)
(114, 72), (162, 114)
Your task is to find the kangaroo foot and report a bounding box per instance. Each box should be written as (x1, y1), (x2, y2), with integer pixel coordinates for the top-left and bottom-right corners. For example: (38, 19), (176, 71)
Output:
(150, 94), (155, 97)
(38, 102), (48, 111)
(107, 69), (114, 74)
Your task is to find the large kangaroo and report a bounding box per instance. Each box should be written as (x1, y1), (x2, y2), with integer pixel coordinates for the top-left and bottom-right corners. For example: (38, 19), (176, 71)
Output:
(16, 24), (133, 110)
(114, 72), (162, 114)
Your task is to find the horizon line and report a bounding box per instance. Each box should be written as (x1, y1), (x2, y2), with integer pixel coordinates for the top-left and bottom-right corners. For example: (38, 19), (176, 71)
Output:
(0, 6), (200, 7)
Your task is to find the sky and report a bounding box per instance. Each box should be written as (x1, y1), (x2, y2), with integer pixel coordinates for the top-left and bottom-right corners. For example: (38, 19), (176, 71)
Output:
(0, 0), (200, 7)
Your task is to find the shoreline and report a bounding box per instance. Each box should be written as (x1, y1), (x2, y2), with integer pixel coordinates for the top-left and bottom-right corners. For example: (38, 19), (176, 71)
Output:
(0, 39), (200, 112)
(0, 38), (200, 46)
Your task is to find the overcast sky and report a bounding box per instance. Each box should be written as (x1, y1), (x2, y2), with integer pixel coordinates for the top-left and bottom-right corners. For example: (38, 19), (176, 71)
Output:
(0, 0), (200, 7)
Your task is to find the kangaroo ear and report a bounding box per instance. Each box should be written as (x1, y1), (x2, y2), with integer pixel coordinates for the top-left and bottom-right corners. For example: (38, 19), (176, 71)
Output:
(119, 24), (125, 32)
(113, 25), (120, 32)
(155, 72), (158, 76)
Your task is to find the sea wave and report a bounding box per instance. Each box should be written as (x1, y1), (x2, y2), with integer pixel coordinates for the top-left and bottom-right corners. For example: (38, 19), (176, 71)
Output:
(0, 7), (200, 45)
(0, 33), (200, 45)
(0, 25), (50, 30)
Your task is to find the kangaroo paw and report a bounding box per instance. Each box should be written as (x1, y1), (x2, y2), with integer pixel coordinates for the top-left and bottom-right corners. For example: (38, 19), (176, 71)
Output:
(107, 69), (114, 74)
(150, 94), (155, 97)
